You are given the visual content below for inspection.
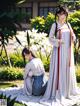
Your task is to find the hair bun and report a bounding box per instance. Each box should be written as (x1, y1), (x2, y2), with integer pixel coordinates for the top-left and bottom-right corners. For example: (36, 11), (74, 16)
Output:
(55, 5), (68, 16)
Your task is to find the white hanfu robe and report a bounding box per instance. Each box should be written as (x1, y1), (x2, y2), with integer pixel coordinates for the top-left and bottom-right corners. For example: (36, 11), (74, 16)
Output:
(23, 58), (47, 96)
(41, 22), (79, 103)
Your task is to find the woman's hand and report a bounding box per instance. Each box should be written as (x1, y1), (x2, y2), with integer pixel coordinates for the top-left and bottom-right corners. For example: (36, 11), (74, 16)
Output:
(28, 71), (33, 77)
(53, 39), (64, 47)
(58, 39), (64, 46)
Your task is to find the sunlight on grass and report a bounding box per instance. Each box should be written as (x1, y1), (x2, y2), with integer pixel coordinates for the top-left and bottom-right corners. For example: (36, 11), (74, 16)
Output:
(0, 82), (17, 89)
(14, 102), (27, 106)
(0, 80), (23, 89)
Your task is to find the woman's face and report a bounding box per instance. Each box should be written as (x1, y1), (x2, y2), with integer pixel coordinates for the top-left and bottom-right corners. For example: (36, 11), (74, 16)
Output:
(24, 53), (31, 61)
(58, 12), (66, 21)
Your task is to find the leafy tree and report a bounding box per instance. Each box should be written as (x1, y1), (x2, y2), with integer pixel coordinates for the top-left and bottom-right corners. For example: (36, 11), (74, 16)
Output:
(0, 0), (25, 67)
(68, 11), (80, 64)
(59, 0), (80, 10)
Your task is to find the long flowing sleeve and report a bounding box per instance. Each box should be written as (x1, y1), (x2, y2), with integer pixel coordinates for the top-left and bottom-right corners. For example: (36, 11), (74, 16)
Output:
(49, 23), (59, 47)
(24, 63), (33, 96)
(24, 63), (31, 79)
(68, 23), (76, 42)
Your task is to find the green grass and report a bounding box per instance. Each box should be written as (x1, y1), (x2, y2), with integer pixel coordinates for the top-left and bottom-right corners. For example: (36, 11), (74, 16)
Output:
(0, 82), (17, 89)
(0, 80), (23, 89)
(14, 102), (27, 106)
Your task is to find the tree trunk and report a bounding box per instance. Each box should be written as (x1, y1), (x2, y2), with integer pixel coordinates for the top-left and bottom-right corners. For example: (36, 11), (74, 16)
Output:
(3, 45), (12, 67)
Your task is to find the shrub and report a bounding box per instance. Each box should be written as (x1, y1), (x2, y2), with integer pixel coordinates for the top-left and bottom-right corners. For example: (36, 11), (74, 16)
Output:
(76, 65), (80, 83)
(31, 16), (45, 32)
(36, 54), (50, 72)
(10, 53), (25, 67)
(68, 11), (80, 64)
(44, 13), (55, 34)
(44, 60), (50, 72)
(0, 51), (25, 67)
(0, 51), (8, 66)
(31, 13), (55, 34)
(68, 10), (80, 38)
(0, 67), (23, 81)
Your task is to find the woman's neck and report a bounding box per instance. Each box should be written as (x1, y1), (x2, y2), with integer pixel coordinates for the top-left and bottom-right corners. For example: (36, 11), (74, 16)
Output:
(58, 20), (65, 25)
(29, 56), (34, 61)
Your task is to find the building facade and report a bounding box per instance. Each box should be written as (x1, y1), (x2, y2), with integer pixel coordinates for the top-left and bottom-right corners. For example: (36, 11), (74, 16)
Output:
(16, 0), (59, 29)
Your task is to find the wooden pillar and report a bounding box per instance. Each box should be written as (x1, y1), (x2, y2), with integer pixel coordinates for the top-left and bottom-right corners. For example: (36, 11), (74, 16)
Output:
(32, 2), (38, 18)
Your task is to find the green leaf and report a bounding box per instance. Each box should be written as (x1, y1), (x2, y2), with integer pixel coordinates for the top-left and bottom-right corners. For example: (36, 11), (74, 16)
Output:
(15, 36), (22, 45)
(26, 31), (30, 48)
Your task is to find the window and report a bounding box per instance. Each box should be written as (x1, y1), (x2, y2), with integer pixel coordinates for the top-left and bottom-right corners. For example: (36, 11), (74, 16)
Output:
(39, 7), (55, 17)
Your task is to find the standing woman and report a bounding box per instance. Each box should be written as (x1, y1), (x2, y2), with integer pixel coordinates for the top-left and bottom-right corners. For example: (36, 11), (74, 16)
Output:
(41, 6), (79, 102)
(22, 47), (47, 96)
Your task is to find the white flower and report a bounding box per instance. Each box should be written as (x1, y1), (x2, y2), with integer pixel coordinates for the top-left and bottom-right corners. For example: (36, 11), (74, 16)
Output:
(15, 29), (52, 59)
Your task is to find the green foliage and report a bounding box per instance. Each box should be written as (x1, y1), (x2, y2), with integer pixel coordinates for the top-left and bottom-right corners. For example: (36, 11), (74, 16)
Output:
(68, 11), (80, 64)
(31, 12), (55, 34)
(74, 48), (80, 64)
(12, 11), (27, 23)
(0, 93), (16, 106)
(0, 51), (50, 72)
(44, 60), (50, 72)
(10, 52), (25, 67)
(31, 16), (45, 32)
(36, 54), (50, 72)
(26, 31), (30, 48)
(0, 82), (17, 88)
(76, 65), (80, 83)
(0, 51), (7, 65)
(68, 11), (80, 38)
(44, 13), (55, 34)
(0, 51), (25, 67)
(59, 0), (69, 2)
(58, 0), (80, 10)
(14, 102), (27, 106)
(0, 14), (16, 44)
(31, 13), (55, 34)
(0, 67), (23, 80)
(0, 0), (25, 67)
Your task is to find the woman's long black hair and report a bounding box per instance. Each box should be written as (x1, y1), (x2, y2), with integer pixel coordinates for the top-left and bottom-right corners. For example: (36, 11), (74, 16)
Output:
(22, 47), (36, 62)
(54, 5), (69, 37)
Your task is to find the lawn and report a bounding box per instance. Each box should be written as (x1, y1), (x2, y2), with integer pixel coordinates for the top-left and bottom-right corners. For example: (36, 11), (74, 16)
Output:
(0, 80), (23, 89)
(0, 82), (17, 88)
(14, 102), (27, 106)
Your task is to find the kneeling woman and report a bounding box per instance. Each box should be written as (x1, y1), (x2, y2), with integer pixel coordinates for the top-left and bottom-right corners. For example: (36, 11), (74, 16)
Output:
(22, 48), (47, 96)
